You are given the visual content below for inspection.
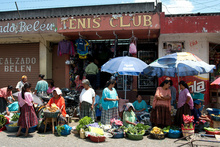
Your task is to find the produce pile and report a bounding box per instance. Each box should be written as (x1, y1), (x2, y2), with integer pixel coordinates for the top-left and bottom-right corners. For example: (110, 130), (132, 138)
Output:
(211, 114), (220, 117)
(151, 127), (164, 135)
(11, 113), (19, 121)
(76, 116), (93, 131)
(182, 115), (194, 129)
(0, 115), (7, 128)
(124, 124), (150, 135)
(56, 125), (65, 136)
(204, 127), (220, 132)
(9, 123), (18, 127)
(45, 103), (59, 112)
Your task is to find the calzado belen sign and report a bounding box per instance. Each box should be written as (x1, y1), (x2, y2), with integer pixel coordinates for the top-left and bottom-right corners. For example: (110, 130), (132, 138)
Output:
(0, 20), (56, 33)
(0, 57), (37, 72)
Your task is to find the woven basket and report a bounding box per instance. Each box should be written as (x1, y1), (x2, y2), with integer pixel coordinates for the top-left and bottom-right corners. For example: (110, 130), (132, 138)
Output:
(90, 135), (106, 143)
(150, 133), (166, 139)
(182, 128), (194, 137)
(126, 133), (144, 140)
(43, 110), (60, 118)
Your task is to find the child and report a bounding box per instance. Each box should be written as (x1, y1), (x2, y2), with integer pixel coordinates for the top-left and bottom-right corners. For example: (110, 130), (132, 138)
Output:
(94, 92), (101, 121)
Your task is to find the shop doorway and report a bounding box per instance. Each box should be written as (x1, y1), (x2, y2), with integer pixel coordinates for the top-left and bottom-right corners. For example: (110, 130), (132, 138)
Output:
(209, 42), (220, 82)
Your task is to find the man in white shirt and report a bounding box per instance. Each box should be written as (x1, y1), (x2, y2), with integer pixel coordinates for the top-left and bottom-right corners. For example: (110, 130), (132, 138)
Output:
(16, 75), (27, 92)
(79, 79), (95, 120)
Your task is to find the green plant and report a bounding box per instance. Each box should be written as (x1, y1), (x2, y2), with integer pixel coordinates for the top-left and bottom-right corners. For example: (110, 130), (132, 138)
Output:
(0, 115), (7, 128)
(56, 125), (65, 136)
(125, 126), (145, 135)
(11, 113), (19, 121)
(76, 116), (93, 131)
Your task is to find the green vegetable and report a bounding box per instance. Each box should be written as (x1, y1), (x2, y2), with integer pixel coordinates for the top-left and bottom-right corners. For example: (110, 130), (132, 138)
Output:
(98, 122), (102, 127)
(11, 113), (19, 121)
(189, 122), (193, 129)
(135, 123), (150, 130)
(127, 126), (145, 135)
(162, 126), (170, 132)
(76, 116), (93, 131)
(56, 125), (65, 136)
(204, 127), (220, 132)
(0, 115), (7, 128)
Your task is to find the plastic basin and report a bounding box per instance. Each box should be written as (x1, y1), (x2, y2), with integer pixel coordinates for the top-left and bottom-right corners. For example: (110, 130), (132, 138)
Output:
(21, 125), (37, 133)
(5, 124), (19, 132)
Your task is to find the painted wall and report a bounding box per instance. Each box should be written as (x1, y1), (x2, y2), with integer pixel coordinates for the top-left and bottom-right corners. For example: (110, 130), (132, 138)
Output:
(158, 34), (211, 103)
(160, 13), (220, 34)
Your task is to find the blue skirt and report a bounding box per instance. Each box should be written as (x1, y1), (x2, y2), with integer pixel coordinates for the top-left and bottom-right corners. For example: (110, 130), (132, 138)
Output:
(95, 108), (102, 117)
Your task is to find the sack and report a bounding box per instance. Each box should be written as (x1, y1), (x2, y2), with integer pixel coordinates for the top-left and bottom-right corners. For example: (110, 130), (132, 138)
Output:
(129, 43), (137, 55)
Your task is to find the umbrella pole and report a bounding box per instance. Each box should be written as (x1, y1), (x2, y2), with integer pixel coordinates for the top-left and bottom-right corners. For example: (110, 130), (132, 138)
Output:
(125, 75), (127, 99)
(178, 68), (180, 92)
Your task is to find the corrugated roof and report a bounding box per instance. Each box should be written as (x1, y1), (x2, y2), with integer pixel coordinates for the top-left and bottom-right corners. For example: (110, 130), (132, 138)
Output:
(165, 12), (220, 17)
(0, 2), (162, 21)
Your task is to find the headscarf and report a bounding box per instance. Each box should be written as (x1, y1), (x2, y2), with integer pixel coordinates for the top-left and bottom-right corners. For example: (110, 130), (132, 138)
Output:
(53, 88), (62, 95)
(124, 103), (135, 111)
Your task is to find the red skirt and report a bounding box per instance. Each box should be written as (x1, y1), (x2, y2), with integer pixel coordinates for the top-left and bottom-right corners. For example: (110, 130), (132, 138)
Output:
(18, 104), (38, 128)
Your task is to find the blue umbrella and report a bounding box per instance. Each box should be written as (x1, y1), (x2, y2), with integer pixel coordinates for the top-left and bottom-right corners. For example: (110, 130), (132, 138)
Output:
(144, 52), (215, 77)
(143, 52), (215, 91)
(101, 56), (148, 99)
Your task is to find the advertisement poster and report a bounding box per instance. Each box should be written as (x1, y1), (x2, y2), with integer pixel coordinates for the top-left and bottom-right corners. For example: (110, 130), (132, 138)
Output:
(163, 41), (185, 55)
(158, 76), (210, 104)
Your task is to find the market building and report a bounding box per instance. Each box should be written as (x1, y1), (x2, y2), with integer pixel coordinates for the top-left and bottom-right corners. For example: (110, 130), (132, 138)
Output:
(0, 2), (219, 104)
(159, 13), (220, 105)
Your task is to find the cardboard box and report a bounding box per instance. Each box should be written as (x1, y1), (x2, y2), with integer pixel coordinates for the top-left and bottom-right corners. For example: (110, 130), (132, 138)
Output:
(210, 120), (220, 128)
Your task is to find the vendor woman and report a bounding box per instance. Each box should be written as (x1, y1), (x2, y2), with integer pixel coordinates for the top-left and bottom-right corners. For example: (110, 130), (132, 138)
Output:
(175, 81), (194, 127)
(101, 79), (119, 125)
(47, 88), (66, 124)
(150, 80), (172, 128)
(0, 85), (14, 113)
(123, 103), (137, 128)
(133, 95), (148, 119)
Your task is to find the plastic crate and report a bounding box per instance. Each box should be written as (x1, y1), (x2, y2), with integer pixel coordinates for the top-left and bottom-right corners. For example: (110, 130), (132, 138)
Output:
(206, 108), (220, 115)
(191, 93), (204, 101)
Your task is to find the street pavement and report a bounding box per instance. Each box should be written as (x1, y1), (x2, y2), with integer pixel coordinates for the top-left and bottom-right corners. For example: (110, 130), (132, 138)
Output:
(0, 120), (219, 147)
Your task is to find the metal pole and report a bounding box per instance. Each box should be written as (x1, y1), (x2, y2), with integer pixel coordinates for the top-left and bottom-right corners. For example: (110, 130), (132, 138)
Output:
(178, 67), (180, 92)
(125, 75), (127, 99)
(15, 2), (21, 19)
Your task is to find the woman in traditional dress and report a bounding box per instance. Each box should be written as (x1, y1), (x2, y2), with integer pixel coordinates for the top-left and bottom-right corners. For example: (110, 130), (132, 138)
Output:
(150, 80), (172, 128)
(79, 79), (95, 120)
(175, 81), (194, 127)
(47, 88), (67, 125)
(0, 85), (14, 113)
(133, 95), (148, 120)
(101, 79), (119, 125)
(17, 83), (38, 137)
(123, 103), (137, 128)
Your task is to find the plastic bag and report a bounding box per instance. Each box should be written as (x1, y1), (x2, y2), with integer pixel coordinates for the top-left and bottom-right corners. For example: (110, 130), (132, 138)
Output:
(129, 43), (137, 55)
(55, 124), (72, 136)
